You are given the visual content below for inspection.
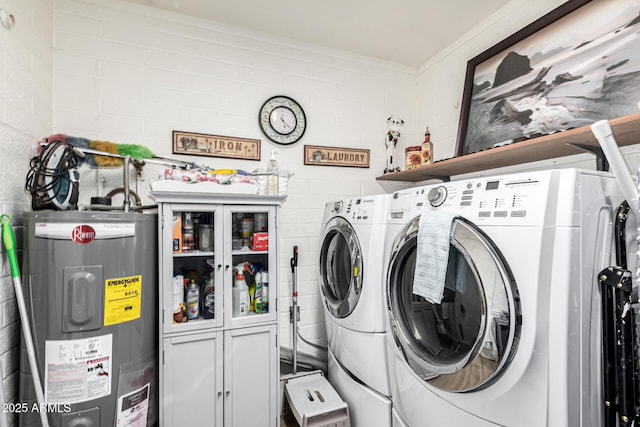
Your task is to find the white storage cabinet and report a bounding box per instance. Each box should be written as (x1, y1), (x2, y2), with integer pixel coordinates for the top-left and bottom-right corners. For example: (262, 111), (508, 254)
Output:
(153, 192), (284, 427)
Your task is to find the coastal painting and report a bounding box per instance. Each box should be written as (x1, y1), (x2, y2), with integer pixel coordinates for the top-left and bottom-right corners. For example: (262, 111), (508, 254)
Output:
(456, 0), (640, 156)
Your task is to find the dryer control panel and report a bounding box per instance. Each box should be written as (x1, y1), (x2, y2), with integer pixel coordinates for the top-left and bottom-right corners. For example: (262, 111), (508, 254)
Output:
(432, 170), (557, 226)
(325, 195), (389, 225)
(344, 198), (375, 222)
(389, 187), (431, 221)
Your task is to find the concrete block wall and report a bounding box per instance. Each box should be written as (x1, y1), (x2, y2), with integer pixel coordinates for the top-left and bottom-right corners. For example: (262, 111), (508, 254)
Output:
(0, 0), (53, 421)
(1, 0), (638, 412)
(52, 0), (417, 357)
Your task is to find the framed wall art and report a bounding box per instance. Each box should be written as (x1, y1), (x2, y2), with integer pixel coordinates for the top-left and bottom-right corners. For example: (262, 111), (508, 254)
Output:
(455, 0), (640, 156)
(304, 145), (370, 168)
(172, 130), (261, 161)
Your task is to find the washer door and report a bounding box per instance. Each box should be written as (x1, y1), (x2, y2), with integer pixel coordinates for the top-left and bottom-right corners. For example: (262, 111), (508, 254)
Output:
(387, 216), (521, 392)
(320, 217), (363, 318)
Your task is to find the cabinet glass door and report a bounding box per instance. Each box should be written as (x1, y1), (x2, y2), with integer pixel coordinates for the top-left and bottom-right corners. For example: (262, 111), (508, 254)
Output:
(225, 206), (277, 326)
(163, 205), (224, 333)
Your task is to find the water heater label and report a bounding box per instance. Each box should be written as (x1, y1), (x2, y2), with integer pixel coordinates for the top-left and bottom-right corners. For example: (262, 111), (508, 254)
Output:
(35, 222), (136, 241)
(44, 334), (113, 404)
(116, 383), (150, 427)
(104, 275), (142, 326)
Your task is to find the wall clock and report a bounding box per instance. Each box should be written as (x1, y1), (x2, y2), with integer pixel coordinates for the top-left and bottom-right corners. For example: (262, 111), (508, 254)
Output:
(259, 95), (306, 145)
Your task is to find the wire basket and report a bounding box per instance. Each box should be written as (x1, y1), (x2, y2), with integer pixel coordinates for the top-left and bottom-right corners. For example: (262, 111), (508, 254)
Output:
(252, 169), (293, 196)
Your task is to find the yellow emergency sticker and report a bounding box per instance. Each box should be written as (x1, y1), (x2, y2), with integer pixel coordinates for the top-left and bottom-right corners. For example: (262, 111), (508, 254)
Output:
(104, 275), (142, 326)
(353, 267), (359, 277)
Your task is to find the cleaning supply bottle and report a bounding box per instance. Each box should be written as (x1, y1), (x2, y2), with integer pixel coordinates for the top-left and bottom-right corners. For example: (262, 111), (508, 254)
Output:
(261, 271), (269, 313)
(421, 126), (433, 165)
(233, 273), (249, 317)
(248, 276), (257, 312)
(266, 150), (279, 195)
(200, 275), (215, 319)
(254, 272), (263, 314)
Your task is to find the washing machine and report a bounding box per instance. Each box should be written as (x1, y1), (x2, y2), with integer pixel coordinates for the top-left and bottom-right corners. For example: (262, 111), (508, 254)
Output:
(384, 168), (624, 427)
(319, 194), (392, 426)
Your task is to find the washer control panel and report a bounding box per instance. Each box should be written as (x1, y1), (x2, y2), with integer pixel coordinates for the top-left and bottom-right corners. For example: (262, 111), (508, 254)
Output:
(434, 171), (555, 225)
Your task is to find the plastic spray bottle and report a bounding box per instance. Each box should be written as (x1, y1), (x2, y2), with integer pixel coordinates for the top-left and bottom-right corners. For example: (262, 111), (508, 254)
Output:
(254, 272), (263, 314)
(233, 274), (249, 316)
(266, 150), (279, 195)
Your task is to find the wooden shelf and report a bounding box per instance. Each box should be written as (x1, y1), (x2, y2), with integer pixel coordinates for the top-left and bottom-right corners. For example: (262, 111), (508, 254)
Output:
(377, 112), (640, 182)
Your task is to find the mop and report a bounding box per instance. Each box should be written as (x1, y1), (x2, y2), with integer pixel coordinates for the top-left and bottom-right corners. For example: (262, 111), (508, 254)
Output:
(282, 246), (350, 427)
(1, 215), (50, 427)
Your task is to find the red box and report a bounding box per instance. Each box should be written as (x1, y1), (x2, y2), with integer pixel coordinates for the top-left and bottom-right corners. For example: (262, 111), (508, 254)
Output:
(251, 232), (269, 251)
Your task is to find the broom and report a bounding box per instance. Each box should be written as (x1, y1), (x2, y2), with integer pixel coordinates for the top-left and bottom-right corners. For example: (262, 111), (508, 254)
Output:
(1, 215), (50, 427)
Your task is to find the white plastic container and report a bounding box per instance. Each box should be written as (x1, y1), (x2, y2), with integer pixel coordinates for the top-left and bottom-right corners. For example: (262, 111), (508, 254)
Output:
(266, 150), (279, 196)
(233, 273), (249, 316)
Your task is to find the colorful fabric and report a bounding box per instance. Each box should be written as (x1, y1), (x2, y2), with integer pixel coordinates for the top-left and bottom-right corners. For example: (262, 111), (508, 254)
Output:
(160, 169), (256, 185)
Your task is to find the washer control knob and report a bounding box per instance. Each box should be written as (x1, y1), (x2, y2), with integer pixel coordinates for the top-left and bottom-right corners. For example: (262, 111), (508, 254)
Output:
(428, 186), (447, 207)
(333, 201), (343, 213)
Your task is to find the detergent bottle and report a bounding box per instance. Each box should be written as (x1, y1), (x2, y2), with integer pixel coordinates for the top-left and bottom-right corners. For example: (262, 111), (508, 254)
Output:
(233, 273), (249, 317)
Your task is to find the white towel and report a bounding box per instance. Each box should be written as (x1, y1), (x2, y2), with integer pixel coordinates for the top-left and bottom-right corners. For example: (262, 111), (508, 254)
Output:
(413, 211), (457, 304)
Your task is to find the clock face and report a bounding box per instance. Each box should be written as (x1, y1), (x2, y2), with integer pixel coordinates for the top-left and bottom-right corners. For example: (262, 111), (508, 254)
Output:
(269, 107), (297, 135)
(259, 96), (306, 145)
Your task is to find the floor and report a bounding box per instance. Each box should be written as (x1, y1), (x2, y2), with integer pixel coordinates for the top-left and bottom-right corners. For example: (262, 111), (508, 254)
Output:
(280, 416), (299, 427)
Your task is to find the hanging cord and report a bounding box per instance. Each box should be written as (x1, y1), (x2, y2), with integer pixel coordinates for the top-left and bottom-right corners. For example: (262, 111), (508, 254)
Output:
(25, 141), (80, 210)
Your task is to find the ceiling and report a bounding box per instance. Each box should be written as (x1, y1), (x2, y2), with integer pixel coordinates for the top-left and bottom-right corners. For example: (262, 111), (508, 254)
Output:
(121, 0), (512, 68)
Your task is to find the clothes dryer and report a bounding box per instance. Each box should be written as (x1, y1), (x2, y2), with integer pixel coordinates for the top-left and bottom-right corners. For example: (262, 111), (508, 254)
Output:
(384, 169), (623, 426)
(319, 194), (391, 426)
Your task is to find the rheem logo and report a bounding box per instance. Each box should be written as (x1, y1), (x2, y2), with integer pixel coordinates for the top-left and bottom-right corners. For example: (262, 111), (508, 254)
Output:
(71, 225), (96, 244)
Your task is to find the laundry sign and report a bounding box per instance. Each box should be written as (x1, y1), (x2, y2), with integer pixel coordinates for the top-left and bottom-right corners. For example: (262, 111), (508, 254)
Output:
(304, 145), (370, 168)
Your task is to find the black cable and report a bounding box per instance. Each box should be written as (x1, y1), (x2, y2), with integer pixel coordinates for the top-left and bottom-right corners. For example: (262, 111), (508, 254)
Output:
(25, 142), (80, 210)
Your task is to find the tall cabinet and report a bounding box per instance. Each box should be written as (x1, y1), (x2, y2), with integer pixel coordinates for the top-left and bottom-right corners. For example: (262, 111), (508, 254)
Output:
(152, 191), (284, 427)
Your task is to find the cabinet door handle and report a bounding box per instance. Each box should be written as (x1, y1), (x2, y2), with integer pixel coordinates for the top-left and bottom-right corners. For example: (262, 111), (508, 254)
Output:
(225, 390), (231, 396)
(217, 264), (222, 270)
(225, 265), (230, 270)
(217, 391), (222, 397)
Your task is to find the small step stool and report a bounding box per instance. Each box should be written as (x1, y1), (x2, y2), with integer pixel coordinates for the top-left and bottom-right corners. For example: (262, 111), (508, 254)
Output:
(284, 371), (350, 427)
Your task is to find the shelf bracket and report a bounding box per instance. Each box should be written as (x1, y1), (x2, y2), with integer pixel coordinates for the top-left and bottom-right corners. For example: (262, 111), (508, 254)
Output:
(566, 142), (609, 172)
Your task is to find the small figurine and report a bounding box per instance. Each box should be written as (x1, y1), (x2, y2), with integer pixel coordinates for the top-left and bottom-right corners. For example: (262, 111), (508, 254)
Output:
(384, 116), (404, 174)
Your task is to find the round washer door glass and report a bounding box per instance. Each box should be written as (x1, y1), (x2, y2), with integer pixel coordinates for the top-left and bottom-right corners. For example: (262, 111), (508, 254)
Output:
(387, 216), (521, 392)
(319, 217), (362, 318)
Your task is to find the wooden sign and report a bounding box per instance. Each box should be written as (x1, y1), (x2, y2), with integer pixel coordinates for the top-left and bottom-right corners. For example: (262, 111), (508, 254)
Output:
(172, 130), (261, 161)
(304, 145), (370, 168)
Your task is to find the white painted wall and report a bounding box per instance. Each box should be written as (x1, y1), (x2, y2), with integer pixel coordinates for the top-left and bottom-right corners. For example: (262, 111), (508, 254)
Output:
(1, 0), (638, 411)
(0, 0), (53, 423)
(53, 0), (417, 357)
